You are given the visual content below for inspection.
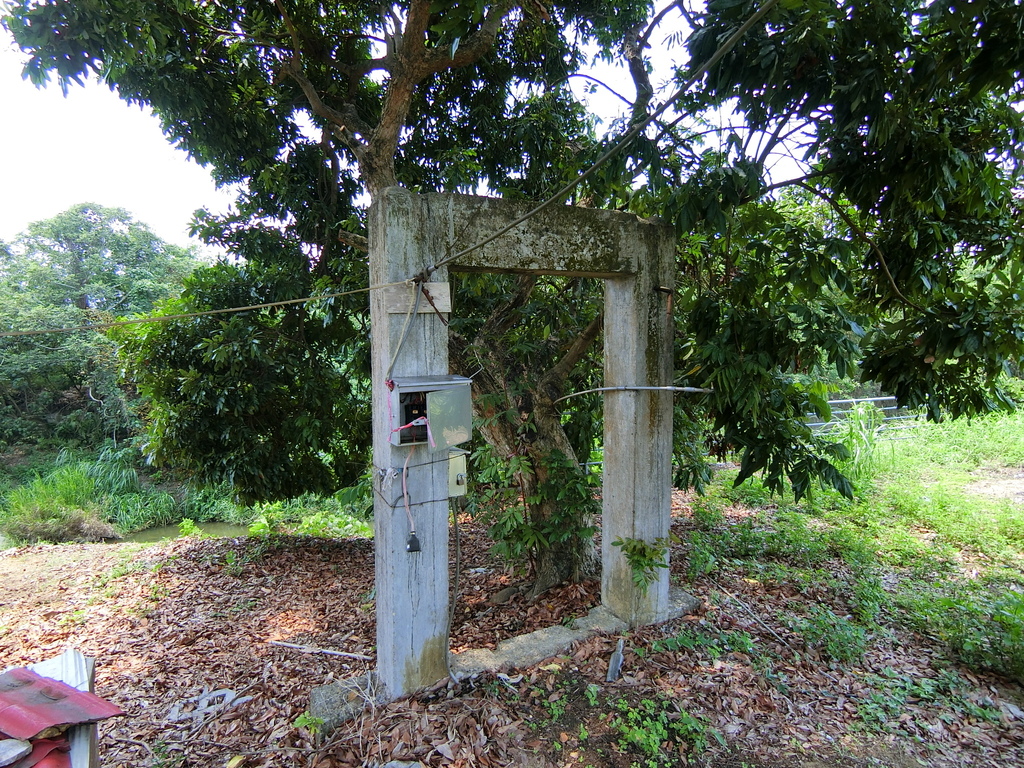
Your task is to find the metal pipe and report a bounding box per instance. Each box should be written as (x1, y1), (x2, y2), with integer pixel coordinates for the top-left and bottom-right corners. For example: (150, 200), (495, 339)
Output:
(554, 385), (712, 404)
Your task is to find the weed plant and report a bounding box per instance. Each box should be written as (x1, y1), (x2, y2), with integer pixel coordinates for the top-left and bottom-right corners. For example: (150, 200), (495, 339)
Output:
(685, 531), (719, 579)
(245, 484), (374, 538)
(179, 485), (249, 524)
(787, 604), (868, 663)
(856, 667), (1002, 733)
(293, 509), (372, 538)
(612, 697), (723, 766)
(1, 446), (85, 486)
(898, 580), (1024, 683)
(650, 626), (755, 660)
(178, 518), (203, 537)
(825, 402), (886, 487)
(690, 497), (725, 530)
(687, 509), (832, 568)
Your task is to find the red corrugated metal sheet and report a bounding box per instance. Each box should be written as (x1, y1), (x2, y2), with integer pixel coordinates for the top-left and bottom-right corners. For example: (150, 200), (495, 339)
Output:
(0, 668), (123, 741)
(9, 737), (71, 768)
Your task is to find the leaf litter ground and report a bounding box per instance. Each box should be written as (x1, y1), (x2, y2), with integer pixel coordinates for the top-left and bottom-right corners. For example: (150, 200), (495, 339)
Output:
(0, 493), (1021, 767)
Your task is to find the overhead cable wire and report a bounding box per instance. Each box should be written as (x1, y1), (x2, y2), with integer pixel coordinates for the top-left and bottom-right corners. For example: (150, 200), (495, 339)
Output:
(0, 280), (412, 339)
(420, 0), (782, 280)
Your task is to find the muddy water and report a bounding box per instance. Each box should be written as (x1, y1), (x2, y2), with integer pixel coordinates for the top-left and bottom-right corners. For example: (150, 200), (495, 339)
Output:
(120, 522), (250, 543)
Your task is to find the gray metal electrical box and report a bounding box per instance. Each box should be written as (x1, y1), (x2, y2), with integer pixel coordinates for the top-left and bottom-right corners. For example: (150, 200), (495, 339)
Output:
(448, 448), (469, 497)
(388, 375), (472, 451)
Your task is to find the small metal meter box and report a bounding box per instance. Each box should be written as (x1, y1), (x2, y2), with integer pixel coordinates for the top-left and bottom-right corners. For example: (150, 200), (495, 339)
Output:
(448, 448), (469, 497)
(389, 375), (473, 451)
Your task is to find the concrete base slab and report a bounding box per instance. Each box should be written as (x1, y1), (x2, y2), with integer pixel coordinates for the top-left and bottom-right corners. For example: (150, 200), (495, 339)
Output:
(309, 590), (700, 731)
(669, 585), (702, 618)
(569, 604), (630, 635)
(452, 590), (698, 679)
(308, 673), (385, 735)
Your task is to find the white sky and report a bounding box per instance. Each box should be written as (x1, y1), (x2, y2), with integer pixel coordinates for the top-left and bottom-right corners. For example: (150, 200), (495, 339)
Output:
(0, 29), (234, 249)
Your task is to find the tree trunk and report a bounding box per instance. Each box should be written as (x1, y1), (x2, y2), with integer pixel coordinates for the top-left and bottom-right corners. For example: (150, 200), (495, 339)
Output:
(464, 356), (600, 596)
(526, 398), (600, 596)
(451, 291), (604, 596)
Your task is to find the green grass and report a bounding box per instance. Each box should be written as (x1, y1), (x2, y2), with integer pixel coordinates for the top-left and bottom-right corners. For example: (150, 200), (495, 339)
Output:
(826, 412), (1024, 565)
(700, 408), (1024, 683)
(0, 453), (184, 542)
(887, 410), (1024, 469)
(0, 465), (114, 542)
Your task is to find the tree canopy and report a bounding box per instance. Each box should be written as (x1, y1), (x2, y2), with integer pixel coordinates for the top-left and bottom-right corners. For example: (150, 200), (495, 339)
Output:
(0, 203), (202, 446)
(7, 202), (200, 313)
(5, 0), (1024, 581)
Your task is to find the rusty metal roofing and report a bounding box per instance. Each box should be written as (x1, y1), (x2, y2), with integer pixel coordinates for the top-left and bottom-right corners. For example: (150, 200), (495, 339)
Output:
(7, 736), (71, 768)
(0, 668), (122, 741)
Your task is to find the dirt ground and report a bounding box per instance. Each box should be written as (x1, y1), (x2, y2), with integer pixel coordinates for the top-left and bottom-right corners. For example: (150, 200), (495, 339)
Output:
(1, 490), (1023, 767)
(964, 465), (1024, 502)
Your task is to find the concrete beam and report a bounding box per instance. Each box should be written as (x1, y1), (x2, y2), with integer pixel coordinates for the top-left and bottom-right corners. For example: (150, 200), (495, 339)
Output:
(366, 187), (677, 698)
(310, 589), (699, 733)
(417, 193), (654, 278)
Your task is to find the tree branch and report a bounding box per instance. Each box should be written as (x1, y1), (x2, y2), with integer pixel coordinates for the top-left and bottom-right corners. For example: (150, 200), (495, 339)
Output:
(639, 1), (684, 48)
(403, 0), (433, 56)
(337, 230), (369, 252)
(795, 181), (926, 312)
(476, 275), (538, 342)
(420, 0), (517, 74)
(364, 0), (516, 192)
(677, 1), (701, 30)
(274, 0), (302, 54)
(273, 0), (372, 158)
(761, 169), (828, 193)
(624, 23), (654, 124)
(567, 73), (634, 106)
(542, 312), (603, 393)
(284, 61), (371, 145)
(329, 54), (392, 83)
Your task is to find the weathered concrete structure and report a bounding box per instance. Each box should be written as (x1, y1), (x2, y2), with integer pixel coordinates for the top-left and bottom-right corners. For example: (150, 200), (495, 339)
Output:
(369, 188), (678, 700)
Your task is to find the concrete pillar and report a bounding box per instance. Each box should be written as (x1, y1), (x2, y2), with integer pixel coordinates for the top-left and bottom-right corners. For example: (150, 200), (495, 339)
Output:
(369, 187), (451, 698)
(601, 226), (675, 626)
